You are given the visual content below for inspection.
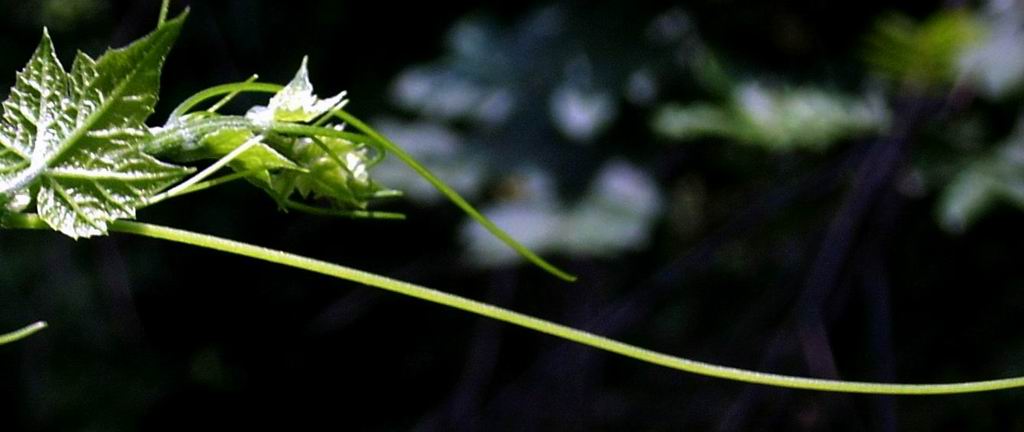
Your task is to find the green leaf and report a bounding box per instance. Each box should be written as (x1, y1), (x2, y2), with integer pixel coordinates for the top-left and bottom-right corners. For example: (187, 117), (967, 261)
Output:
(938, 169), (998, 233)
(653, 84), (889, 151)
(937, 141), (1024, 233)
(0, 13), (192, 238)
(864, 11), (985, 88)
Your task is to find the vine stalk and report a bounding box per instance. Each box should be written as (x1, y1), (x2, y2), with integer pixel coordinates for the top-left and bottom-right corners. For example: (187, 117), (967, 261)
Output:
(0, 321), (47, 346)
(3, 213), (1023, 394)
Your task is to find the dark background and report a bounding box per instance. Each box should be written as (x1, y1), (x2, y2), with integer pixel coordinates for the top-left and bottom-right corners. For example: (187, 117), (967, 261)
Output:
(3, 0), (1024, 430)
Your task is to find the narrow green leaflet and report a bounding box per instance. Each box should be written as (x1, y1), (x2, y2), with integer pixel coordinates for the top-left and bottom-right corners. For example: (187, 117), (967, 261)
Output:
(0, 13), (192, 238)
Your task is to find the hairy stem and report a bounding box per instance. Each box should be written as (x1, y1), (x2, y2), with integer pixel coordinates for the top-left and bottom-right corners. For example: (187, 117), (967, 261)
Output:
(3, 213), (1022, 394)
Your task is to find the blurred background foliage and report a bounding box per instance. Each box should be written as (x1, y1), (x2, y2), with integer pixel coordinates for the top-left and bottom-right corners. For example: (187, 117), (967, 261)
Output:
(3, 0), (1024, 430)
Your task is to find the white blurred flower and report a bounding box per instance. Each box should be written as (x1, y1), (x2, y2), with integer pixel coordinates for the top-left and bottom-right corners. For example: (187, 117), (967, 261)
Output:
(462, 161), (663, 266)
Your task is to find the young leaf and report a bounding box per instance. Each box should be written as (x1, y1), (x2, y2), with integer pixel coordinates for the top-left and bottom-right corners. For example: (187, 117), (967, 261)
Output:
(268, 132), (381, 208)
(170, 126), (300, 186)
(151, 56), (384, 212)
(0, 13), (192, 238)
(246, 56), (346, 124)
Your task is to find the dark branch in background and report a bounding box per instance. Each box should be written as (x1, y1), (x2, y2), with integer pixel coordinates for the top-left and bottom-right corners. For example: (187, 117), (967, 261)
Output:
(859, 184), (906, 432)
(721, 94), (935, 431)
(414, 270), (518, 431)
(459, 140), (867, 429)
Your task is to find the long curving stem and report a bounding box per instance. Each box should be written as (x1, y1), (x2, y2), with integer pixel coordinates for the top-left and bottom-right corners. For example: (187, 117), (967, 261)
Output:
(332, 110), (578, 282)
(3, 212), (1023, 394)
(0, 321), (47, 346)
